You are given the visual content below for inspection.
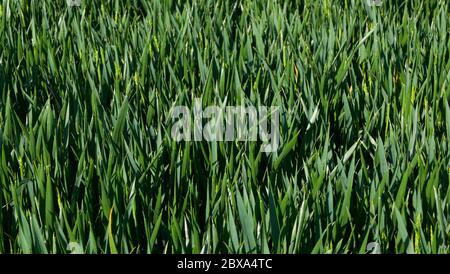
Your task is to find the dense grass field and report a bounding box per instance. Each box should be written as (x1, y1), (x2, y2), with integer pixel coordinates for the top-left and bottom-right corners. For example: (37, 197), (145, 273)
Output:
(0, 0), (450, 254)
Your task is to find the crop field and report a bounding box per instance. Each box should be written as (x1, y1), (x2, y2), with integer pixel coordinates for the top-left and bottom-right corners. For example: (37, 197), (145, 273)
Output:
(0, 0), (450, 254)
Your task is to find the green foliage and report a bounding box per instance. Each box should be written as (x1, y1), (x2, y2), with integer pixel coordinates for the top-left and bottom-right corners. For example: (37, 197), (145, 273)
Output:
(0, 0), (449, 254)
